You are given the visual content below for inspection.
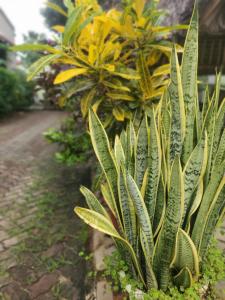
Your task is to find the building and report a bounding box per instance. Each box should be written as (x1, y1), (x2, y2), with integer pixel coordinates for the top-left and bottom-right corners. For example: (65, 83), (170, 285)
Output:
(0, 7), (15, 68)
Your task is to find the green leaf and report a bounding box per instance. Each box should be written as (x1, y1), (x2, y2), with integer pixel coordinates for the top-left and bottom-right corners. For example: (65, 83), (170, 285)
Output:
(63, 6), (84, 45)
(192, 160), (225, 251)
(168, 47), (186, 163)
(173, 267), (193, 289)
(27, 54), (59, 81)
(74, 207), (146, 286)
(172, 228), (199, 277)
(80, 186), (108, 217)
(145, 110), (161, 224)
(11, 43), (59, 54)
(182, 133), (208, 225)
(153, 157), (184, 291)
(135, 116), (149, 189)
(118, 168), (136, 249)
(181, 6), (198, 164)
(47, 1), (67, 16)
(127, 173), (154, 254)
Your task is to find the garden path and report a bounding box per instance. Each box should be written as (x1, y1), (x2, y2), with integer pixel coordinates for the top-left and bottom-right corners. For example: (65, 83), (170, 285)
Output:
(0, 111), (91, 300)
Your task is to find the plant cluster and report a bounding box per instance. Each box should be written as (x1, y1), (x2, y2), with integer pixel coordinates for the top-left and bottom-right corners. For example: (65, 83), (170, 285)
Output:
(74, 7), (225, 294)
(13, 0), (185, 129)
(0, 68), (34, 115)
(44, 116), (92, 165)
(104, 239), (225, 299)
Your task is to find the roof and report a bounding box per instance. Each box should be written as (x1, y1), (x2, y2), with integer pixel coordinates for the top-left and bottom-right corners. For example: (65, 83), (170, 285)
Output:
(0, 7), (15, 31)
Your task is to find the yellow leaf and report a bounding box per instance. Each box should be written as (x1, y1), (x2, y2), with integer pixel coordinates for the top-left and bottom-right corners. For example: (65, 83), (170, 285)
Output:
(107, 93), (135, 101)
(88, 45), (97, 65)
(103, 64), (115, 72)
(134, 0), (146, 19)
(153, 64), (170, 77)
(54, 68), (87, 84)
(52, 25), (65, 33)
(81, 89), (96, 118)
(113, 107), (125, 121)
(92, 99), (103, 113)
(58, 96), (67, 108)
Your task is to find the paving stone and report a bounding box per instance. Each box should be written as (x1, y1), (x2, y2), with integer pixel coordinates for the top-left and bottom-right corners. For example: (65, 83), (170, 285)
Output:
(96, 281), (113, 300)
(3, 236), (19, 248)
(0, 242), (4, 252)
(0, 230), (9, 241)
(0, 249), (12, 261)
(28, 272), (59, 299)
(42, 243), (64, 258)
(1, 281), (30, 300)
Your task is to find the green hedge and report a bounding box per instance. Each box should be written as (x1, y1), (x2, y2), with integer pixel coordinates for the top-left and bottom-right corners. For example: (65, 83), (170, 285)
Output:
(0, 67), (34, 115)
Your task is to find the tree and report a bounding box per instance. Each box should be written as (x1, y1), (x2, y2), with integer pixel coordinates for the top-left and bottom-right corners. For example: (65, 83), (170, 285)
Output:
(20, 31), (47, 68)
(41, 0), (67, 29)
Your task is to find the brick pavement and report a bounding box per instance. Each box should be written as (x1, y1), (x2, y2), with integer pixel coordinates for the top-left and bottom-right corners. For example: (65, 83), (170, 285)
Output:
(0, 111), (90, 299)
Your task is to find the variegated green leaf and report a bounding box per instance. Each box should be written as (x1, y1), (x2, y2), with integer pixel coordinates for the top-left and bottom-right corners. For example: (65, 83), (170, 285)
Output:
(182, 133), (208, 225)
(181, 6), (198, 164)
(199, 181), (225, 258)
(118, 168), (136, 249)
(168, 47), (186, 163)
(153, 157), (184, 291)
(27, 54), (59, 81)
(135, 116), (149, 189)
(80, 186), (108, 217)
(153, 176), (166, 237)
(127, 174), (154, 254)
(173, 267), (193, 289)
(74, 207), (146, 286)
(145, 110), (161, 224)
(192, 160), (225, 250)
(172, 228), (199, 277)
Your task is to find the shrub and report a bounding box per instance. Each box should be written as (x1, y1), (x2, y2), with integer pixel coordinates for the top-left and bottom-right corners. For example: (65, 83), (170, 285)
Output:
(44, 116), (92, 165)
(13, 0), (186, 129)
(74, 7), (225, 295)
(0, 68), (34, 115)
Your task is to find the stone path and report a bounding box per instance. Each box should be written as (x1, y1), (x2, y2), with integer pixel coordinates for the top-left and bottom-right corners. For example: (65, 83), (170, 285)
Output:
(0, 111), (91, 300)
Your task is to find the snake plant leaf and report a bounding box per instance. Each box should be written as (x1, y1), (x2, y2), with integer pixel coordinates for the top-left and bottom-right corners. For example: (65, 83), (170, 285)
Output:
(173, 267), (193, 289)
(101, 183), (116, 216)
(80, 186), (108, 218)
(202, 86), (210, 121)
(168, 47), (186, 163)
(191, 160), (225, 251)
(172, 228), (199, 277)
(182, 133), (208, 225)
(135, 116), (149, 189)
(27, 54), (59, 81)
(89, 109), (118, 196)
(181, 6), (198, 164)
(74, 207), (146, 286)
(140, 229), (158, 290)
(145, 110), (161, 224)
(185, 180), (203, 233)
(153, 157), (184, 291)
(114, 136), (126, 167)
(153, 176), (166, 237)
(199, 181), (225, 258)
(127, 174), (154, 254)
(212, 129), (225, 172)
(211, 99), (225, 165)
(118, 168), (136, 249)
(125, 122), (136, 176)
(204, 116), (216, 185)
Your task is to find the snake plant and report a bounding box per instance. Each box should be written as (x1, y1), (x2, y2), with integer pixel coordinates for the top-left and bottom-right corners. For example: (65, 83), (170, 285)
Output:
(75, 7), (225, 292)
